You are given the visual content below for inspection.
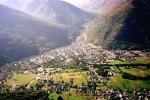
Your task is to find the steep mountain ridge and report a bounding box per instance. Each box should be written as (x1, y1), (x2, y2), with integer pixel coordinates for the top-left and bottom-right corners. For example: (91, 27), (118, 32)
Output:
(0, 4), (69, 65)
(0, 0), (93, 41)
(62, 0), (125, 14)
(83, 0), (150, 50)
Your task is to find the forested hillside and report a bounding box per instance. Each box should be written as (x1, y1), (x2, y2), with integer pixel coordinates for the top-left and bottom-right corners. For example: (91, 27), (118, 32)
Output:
(83, 0), (150, 50)
(0, 4), (69, 65)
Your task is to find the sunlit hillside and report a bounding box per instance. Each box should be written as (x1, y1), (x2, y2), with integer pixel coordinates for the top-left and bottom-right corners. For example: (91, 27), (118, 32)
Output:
(83, 0), (150, 49)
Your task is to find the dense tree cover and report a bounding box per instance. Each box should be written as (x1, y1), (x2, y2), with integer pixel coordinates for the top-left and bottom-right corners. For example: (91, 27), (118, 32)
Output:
(0, 4), (69, 65)
(83, 0), (150, 50)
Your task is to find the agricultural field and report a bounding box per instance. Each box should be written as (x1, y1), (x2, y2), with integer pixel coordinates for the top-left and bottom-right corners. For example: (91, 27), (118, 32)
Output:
(109, 74), (150, 90)
(3, 64), (150, 100)
(5, 69), (90, 87)
(50, 71), (89, 85)
(109, 56), (150, 64)
(107, 66), (150, 91)
(49, 90), (95, 100)
(5, 73), (37, 86)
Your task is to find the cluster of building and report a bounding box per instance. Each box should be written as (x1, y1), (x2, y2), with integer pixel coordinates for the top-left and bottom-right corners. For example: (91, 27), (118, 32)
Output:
(101, 88), (150, 100)
(28, 42), (115, 67)
(113, 50), (150, 61)
(0, 42), (115, 85)
(0, 42), (149, 99)
(2, 42), (148, 87)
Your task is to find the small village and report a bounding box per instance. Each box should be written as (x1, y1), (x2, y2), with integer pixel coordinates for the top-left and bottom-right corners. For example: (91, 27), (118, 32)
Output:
(1, 65), (150, 100)
(0, 42), (150, 100)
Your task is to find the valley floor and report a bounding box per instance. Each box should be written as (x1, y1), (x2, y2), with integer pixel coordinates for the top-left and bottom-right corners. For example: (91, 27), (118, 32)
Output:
(1, 66), (150, 100)
(0, 42), (150, 100)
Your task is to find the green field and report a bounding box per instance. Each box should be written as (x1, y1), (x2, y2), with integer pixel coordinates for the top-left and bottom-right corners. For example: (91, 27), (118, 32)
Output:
(109, 56), (150, 64)
(107, 66), (150, 91)
(4, 65), (150, 100)
(49, 90), (95, 100)
(5, 73), (37, 86)
(5, 69), (90, 86)
(5, 67), (150, 90)
(108, 74), (150, 90)
(50, 71), (89, 85)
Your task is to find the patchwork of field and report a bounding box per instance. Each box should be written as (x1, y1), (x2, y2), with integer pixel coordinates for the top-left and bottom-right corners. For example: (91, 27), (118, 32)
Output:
(5, 69), (90, 87)
(4, 64), (150, 100)
(5, 73), (37, 86)
(108, 66), (150, 91)
(50, 71), (89, 85)
(6, 67), (150, 88)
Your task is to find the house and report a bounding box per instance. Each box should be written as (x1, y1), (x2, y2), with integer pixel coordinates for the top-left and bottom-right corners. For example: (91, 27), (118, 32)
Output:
(37, 67), (44, 73)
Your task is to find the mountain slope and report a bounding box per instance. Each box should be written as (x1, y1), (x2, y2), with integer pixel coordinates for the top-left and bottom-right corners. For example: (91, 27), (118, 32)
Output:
(0, 4), (69, 65)
(62, 0), (124, 14)
(83, 0), (150, 50)
(0, 0), (93, 41)
(25, 0), (91, 23)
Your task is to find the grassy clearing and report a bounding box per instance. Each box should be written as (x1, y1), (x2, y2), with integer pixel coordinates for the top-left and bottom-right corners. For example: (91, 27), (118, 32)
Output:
(133, 57), (150, 64)
(109, 74), (150, 91)
(109, 60), (125, 64)
(50, 71), (89, 85)
(108, 66), (150, 91)
(5, 69), (90, 87)
(49, 92), (86, 100)
(120, 67), (150, 77)
(49, 89), (95, 100)
(5, 73), (37, 86)
(110, 56), (150, 65)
